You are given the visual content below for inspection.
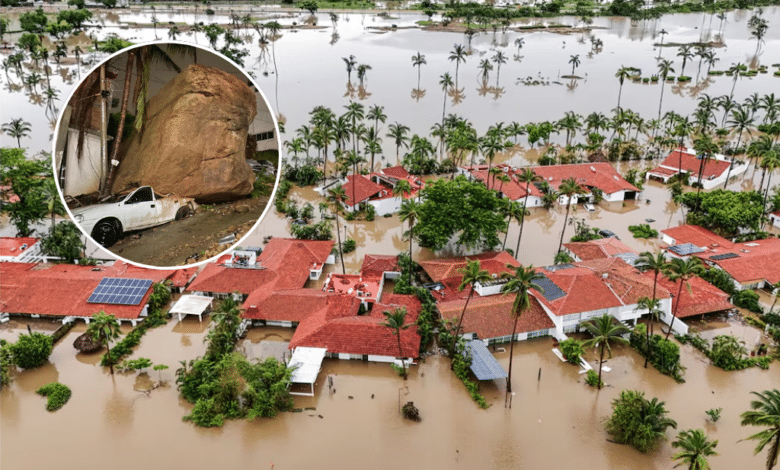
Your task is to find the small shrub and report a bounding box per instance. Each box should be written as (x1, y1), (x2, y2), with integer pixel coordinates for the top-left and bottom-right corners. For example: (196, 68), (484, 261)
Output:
(342, 238), (357, 253)
(36, 383), (72, 411)
(205, 8), (215, 14)
(705, 407), (722, 422)
(628, 224), (658, 239)
(10, 333), (53, 369)
(677, 76), (691, 82)
(584, 369), (603, 388)
(452, 353), (489, 408)
(117, 357), (153, 372)
(364, 204), (376, 221)
(732, 290), (763, 314)
(560, 338), (584, 365)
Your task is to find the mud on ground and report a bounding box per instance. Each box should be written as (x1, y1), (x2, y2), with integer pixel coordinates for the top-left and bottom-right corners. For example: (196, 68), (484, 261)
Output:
(108, 195), (270, 267)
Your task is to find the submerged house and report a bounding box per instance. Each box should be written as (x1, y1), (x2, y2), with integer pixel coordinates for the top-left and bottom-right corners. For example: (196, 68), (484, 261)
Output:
(563, 237), (638, 265)
(459, 164), (545, 207)
(532, 163), (641, 204)
(646, 146), (745, 190)
(0, 237), (47, 263)
(336, 166), (425, 215)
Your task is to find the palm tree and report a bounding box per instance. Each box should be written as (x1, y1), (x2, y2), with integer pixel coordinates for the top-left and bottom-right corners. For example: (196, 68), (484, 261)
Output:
(515, 168), (539, 258)
(741, 389), (780, 470)
(342, 54), (357, 82)
(411, 52), (426, 89)
(664, 257), (704, 340)
(500, 265), (544, 408)
(514, 37), (524, 54)
(86, 311), (122, 375)
(677, 45), (694, 76)
(671, 429), (718, 470)
(657, 29), (668, 58)
(556, 177), (585, 253)
(344, 101), (365, 154)
(398, 199), (422, 286)
(692, 133), (719, 197)
(43, 179), (64, 230)
(728, 62), (744, 98)
(367, 104), (386, 137)
(2, 118), (32, 148)
(581, 314), (629, 390)
(450, 260), (493, 359)
(501, 200), (523, 250)
(381, 307), (411, 380)
(386, 122), (410, 163)
(636, 251), (667, 335)
(327, 186), (347, 274)
(356, 64), (372, 87)
(724, 107), (754, 188)
(568, 54), (581, 76)
(439, 73), (454, 129)
(615, 66), (637, 110)
(657, 59), (676, 121)
(448, 44), (467, 88)
(492, 50), (507, 86)
(392, 179), (412, 200)
(478, 58), (493, 82)
(168, 25), (180, 40)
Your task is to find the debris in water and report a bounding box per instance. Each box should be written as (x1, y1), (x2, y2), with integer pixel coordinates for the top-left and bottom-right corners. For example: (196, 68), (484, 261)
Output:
(304, 406), (316, 411)
(348, 396), (354, 399)
(402, 402), (421, 422)
(371, 394), (375, 399)
(318, 414), (324, 419)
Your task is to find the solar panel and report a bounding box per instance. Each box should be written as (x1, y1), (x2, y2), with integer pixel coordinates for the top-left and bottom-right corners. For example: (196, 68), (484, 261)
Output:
(87, 278), (153, 305)
(668, 243), (704, 256)
(710, 252), (739, 261)
(465, 340), (507, 381)
(532, 275), (566, 302)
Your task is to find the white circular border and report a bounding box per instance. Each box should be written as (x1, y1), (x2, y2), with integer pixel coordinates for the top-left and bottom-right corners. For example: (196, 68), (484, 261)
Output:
(52, 39), (283, 271)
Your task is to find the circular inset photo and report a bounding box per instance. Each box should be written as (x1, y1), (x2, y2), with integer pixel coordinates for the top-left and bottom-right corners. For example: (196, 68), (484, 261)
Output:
(53, 41), (280, 268)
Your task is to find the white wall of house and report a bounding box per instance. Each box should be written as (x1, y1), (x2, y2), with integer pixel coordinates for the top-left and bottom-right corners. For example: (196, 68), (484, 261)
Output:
(63, 129), (104, 197)
(770, 213), (780, 229)
(368, 196), (401, 216)
(603, 190), (625, 203)
(473, 278), (507, 297)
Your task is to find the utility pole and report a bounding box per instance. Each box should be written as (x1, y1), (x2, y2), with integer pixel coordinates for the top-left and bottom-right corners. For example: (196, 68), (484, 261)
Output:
(99, 64), (109, 194)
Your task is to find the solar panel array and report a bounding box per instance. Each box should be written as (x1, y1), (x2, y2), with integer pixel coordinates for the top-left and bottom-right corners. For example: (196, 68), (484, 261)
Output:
(710, 252), (740, 261)
(532, 275), (566, 302)
(87, 278), (153, 305)
(668, 243), (705, 256)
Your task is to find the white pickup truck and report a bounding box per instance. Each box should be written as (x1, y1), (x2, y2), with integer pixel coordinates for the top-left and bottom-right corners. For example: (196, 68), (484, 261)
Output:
(71, 186), (197, 247)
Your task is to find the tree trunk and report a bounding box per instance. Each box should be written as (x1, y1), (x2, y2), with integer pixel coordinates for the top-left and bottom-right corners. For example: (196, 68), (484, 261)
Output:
(557, 200), (572, 253)
(598, 342), (605, 390)
(616, 82), (623, 110)
(723, 133), (741, 189)
(658, 81), (666, 122)
(451, 288), (474, 360)
(397, 334), (407, 380)
(515, 189), (531, 258)
(335, 211), (345, 275)
(505, 311), (520, 408)
(408, 222), (414, 286)
(103, 51), (135, 197)
(666, 277), (684, 340)
(104, 330), (114, 375)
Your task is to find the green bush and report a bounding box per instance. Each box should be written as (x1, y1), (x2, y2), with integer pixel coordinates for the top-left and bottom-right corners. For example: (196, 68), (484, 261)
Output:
(677, 76), (691, 82)
(10, 333), (53, 369)
(364, 204), (376, 221)
(342, 238), (357, 253)
(584, 369), (603, 388)
(560, 338), (584, 365)
(628, 224), (658, 239)
(630, 324), (684, 382)
(605, 390), (677, 453)
(101, 306), (168, 367)
(1, 340), (15, 388)
(452, 353), (489, 408)
(705, 407), (722, 422)
(732, 289), (763, 314)
(36, 383), (72, 411)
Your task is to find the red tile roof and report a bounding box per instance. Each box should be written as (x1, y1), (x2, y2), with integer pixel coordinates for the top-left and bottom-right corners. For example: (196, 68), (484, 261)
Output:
(535, 258), (671, 316)
(361, 254), (401, 276)
(656, 147), (731, 180)
(438, 294), (554, 339)
(289, 293), (422, 358)
(532, 163), (639, 195)
(341, 174), (384, 206)
(709, 238), (780, 285)
(0, 261), (179, 319)
(652, 273), (733, 318)
(323, 273), (381, 302)
(462, 164), (544, 201)
(420, 251), (520, 283)
(0, 237), (39, 257)
(564, 238), (636, 261)
(187, 238), (334, 294)
(381, 166), (411, 179)
(243, 288), (359, 322)
(661, 225), (733, 250)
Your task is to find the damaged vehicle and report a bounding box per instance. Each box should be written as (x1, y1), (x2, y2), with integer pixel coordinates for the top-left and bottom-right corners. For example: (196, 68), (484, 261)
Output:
(71, 186), (198, 247)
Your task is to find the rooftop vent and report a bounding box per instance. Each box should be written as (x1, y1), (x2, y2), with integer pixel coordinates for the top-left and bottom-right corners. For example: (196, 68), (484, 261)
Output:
(589, 166), (596, 172)
(20, 244), (28, 250)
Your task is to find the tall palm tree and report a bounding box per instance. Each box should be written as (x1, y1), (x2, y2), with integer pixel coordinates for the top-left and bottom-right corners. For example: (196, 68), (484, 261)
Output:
(2, 119), (32, 148)
(501, 200), (523, 250)
(657, 59), (676, 121)
(411, 52), (426, 89)
(342, 54), (357, 82)
(671, 429), (718, 470)
(515, 168), (539, 258)
(657, 29), (668, 58)
(636, 251), (667, 335)
(615, 66), (637, 110)
(556, 177), (585, 253)
(343, 101), (365, 154)
(724, 107), (753, 188)
(692, 133), (719, 197)
(87, 311), (122, 374)
(398, 199), (422, 286)
(582, 314), (629, 390)
(568, 54), (581, 76)
(450, 260), (493, 359)
(356, 64), (372, 87)
(677, 45), (694, 76)
(327, 186), (347, 274)
(367, 104), (386, 138)
(664, 257), (704, 340)
(728, 62), (744, 98)
(741, 389), (780, 470)
(382, 307), (411, 380)
(386, 122), (410, 163)
(392, 179), (412, 200)
(439, 72), (454, 129)
(478, 58), (493, 82)
(500, 265), (544, 408)
(448, 44), (467, 88)
(492, 50), (507, 86)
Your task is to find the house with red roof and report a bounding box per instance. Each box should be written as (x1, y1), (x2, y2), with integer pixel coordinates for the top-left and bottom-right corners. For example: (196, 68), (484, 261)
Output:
(661, 225), (780, 291)
(289, 293), (422, 363)
(563, 238), (638, 264)
(651, 272), (733, 325)
(420, 251), (521, 300)
(186, 238), (335, 300)
(532, 163), (641, 204)
(0, 261), (186, 325)
(459, 164), (545, 207)
(361, 254), (402, 279)
(0, 237), (47, 263)
(322, 272), (383, 308)
(770, 211), (780, 229)
(333, 167), (426, 215)
(646, 146), (745, 190)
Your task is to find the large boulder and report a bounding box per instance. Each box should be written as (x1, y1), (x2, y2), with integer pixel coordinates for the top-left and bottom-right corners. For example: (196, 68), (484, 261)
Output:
(112, 64), (257, 202)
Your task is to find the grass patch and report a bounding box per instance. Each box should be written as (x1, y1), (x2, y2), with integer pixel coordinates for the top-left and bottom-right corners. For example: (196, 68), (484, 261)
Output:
(628, 224), (658, 239)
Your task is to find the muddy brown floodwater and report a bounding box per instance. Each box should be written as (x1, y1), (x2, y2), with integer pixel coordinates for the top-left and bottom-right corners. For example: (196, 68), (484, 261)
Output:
(3, 314), (780, 470)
